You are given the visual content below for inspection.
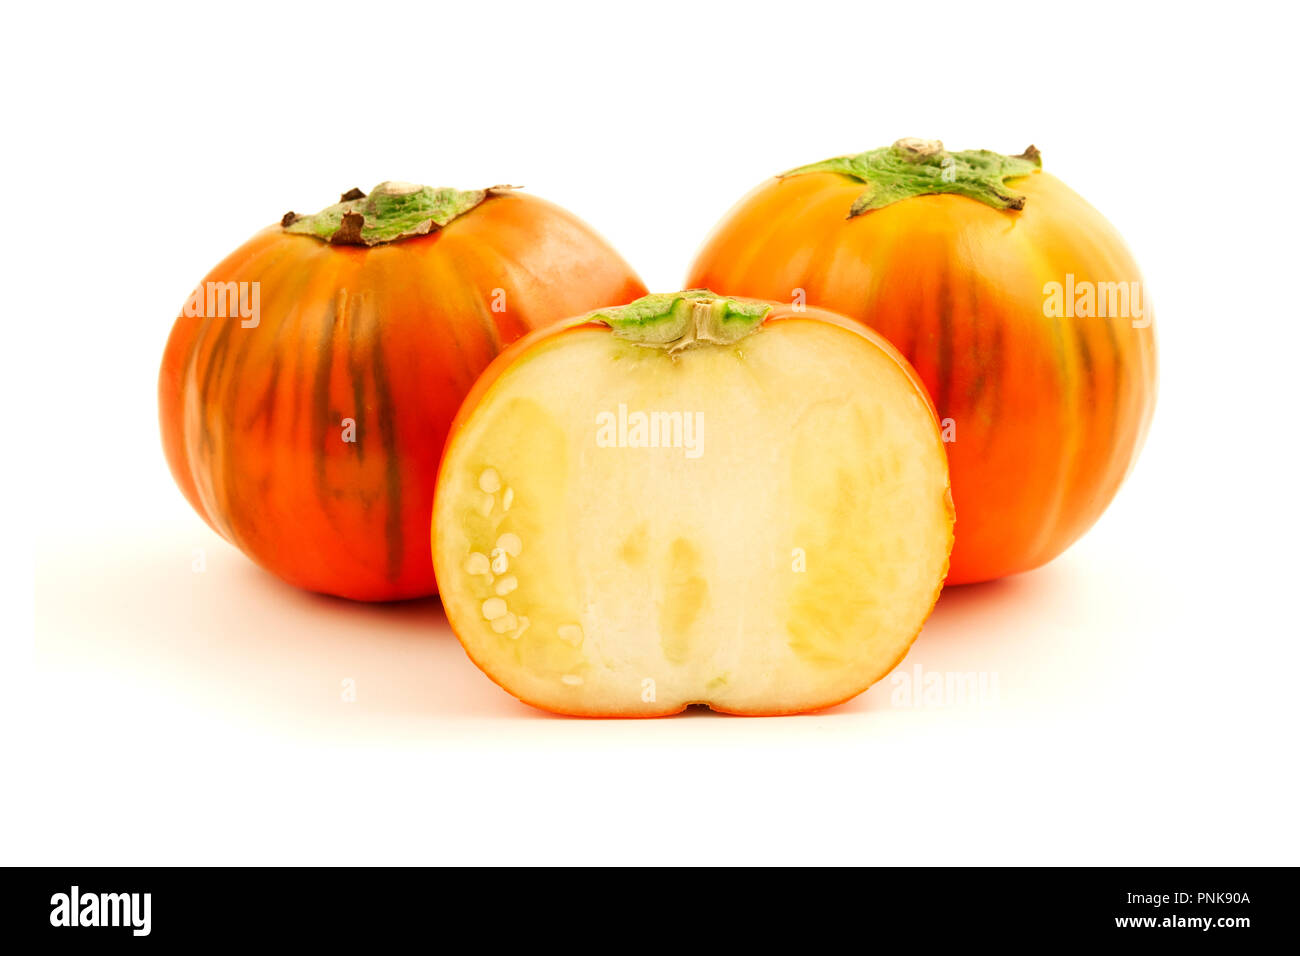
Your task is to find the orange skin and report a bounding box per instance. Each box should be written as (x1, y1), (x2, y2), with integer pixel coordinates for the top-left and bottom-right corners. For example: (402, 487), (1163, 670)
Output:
(688, 170), (1157, 584)
(160, 192), (646, 601)
(433, 301), (954, 717)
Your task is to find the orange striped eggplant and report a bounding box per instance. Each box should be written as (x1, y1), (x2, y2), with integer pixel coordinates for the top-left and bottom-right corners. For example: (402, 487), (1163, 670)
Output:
(431, 291), (954, 716)
(160, 182), (646, 601)
(687, 139), (1157, 584)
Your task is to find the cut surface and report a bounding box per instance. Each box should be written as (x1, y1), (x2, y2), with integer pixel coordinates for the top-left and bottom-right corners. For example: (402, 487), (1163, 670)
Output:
(433, 318), (952, 716)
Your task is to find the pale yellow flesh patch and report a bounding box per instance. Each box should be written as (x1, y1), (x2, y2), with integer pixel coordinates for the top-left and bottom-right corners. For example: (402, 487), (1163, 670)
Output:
(433, 321), (952, 715)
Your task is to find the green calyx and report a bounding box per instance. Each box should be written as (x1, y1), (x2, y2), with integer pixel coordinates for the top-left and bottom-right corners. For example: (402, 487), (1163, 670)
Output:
(281, 181), (511, 246)
(782, 138), (1042, 217)
(586, 290), (772, 353)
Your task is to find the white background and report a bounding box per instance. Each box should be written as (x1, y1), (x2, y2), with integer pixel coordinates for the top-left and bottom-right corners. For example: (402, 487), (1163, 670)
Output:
(8, 1), (1298, 865)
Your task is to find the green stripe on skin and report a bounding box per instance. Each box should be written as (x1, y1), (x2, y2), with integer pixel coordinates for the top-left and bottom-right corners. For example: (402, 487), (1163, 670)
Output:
(783, 138), (1042, 217)
(586, 290), (772, 353)
(282, 181), (512, 246)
